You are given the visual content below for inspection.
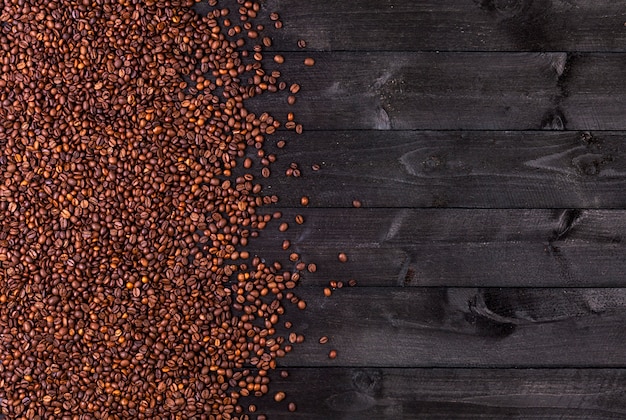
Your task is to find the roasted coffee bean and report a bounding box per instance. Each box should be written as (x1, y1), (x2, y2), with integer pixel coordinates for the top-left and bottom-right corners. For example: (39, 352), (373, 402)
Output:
(0, 0), (314, 418)
(329, 350), (338, 359)
(304, 57), (316, 66)
(338, 252), (348, 262)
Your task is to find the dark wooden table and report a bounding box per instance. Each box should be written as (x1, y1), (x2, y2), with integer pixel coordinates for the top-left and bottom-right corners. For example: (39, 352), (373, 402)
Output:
(211, 0), (626, 418)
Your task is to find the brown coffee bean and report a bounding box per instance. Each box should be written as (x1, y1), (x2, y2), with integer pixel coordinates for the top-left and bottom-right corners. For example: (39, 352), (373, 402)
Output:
(319, 336), (329, 344)
(0, 1), (311, 418)
(323, 287), (332, 297)
(338, 252), (348, 262)
(282, 240), (291, 250)
(279, 222), (289, 232)
(329, 350), (338, 359)
(295, 214), (304, 224)
(288, 402), (297, 412)
(307, 263), (317, 273)
(352, 200), (362, 208)
(287, 95), (296, 105)
(274, 391), (286, 402)
(304, 57), (315, 66)
(300, 196), (309, 206)
(348, 279), (358, 287)
(297, 39), (307, 48)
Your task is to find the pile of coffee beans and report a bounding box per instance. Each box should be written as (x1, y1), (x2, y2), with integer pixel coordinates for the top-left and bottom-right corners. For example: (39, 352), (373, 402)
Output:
(0, 0), (308, 418)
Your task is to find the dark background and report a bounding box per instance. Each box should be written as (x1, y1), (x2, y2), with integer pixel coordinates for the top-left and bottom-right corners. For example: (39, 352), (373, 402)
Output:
(208, 0), (626, 418)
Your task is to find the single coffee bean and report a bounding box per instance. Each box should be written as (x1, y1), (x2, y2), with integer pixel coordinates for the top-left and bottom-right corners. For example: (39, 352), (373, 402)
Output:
(319, 336), (329, 344)
(304, 57), (315, 66)
(295, 214), (304, 224)
(274, 391), (286, 402)
(338, 252), (348, 262)
(329, 350), (338, 359)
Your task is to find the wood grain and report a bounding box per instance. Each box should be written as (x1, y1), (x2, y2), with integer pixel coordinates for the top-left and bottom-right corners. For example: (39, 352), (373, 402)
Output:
(246, 52), (626, 131)
(257, 130), (626, 208)
(250, 368), (626, 419)
(244, 208), (626, 287)
(275, 287), (626, 367)
(196, 0), (626, 53)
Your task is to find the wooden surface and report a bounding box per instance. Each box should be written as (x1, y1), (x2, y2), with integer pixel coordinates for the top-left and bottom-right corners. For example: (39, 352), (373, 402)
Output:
(209, 0), (626, 418)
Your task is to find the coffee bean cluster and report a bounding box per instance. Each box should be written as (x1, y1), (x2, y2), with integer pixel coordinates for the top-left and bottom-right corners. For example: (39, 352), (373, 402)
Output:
(0, 0), (306, 418)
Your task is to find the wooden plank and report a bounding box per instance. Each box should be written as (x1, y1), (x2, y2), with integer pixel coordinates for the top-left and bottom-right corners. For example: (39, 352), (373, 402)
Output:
(244, 208), (626, 287)
(258, 130), (626, 208)
(250, 368), (626, 419)
(274, 287), (626, 367)
(248, 52), (626, 130)
(195, 0), (626, 52)
(251, 51), (561, 130)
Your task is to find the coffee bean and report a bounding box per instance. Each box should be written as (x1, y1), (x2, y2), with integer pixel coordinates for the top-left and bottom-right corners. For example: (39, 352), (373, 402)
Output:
(297, 39), (307, 48)
(295, 214), (304, 224)
(338, 252), (348, 262)
(288, 402), (297, 412)
(352, 200), (362, 208)
(300, 196), (309, 206)
(323, 287), (332, 297)
(274, 392), (286, 402)
(304, 57), (316, 66)
(329, 350), (338, 359)
(279, 222), (289, 232)
(319, 336), (329, 344)
(0, 0), (313, 418)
